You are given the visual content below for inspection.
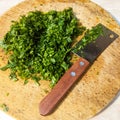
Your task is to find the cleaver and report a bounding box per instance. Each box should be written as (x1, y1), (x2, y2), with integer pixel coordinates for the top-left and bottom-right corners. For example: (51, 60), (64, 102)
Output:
(39, 24), (119, 116)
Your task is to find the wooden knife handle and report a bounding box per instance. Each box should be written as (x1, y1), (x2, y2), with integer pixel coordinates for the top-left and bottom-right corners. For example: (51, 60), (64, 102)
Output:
(39, 57), (90, 115)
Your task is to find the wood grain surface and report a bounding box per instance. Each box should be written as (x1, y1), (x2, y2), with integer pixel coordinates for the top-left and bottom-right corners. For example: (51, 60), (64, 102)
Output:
(0, 0), (120, 120)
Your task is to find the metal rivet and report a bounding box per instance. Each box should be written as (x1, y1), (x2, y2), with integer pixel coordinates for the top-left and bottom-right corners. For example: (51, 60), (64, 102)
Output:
(80, 61), (85, 66)
(109, 34), (114, 39)
(70, 72), (76, 77)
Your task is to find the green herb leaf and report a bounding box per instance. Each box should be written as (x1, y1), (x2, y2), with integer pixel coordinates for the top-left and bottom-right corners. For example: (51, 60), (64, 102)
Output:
(1, 104), (9, 112)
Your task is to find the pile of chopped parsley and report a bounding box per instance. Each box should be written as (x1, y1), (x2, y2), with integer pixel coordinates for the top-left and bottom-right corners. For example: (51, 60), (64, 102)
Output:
(0, 8), (86, 87)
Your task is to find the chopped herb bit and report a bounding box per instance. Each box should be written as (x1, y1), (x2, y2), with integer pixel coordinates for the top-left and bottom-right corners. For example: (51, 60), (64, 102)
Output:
(9, 72), (18, 81)
(1, 103), (9, 112)
(6, 93), (9, 96)
(24, 79), (29, 85)
(44, 89), (49, 93)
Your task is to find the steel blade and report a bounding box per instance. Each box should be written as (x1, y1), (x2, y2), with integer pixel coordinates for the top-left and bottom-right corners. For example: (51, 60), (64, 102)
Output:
(73, 24), (119, 63)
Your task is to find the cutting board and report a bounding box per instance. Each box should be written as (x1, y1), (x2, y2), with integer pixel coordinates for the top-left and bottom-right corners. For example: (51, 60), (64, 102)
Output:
(0, 0), (120, 120)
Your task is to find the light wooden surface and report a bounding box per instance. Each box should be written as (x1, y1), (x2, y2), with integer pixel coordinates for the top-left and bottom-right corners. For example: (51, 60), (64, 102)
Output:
(0, 0), (120, 120)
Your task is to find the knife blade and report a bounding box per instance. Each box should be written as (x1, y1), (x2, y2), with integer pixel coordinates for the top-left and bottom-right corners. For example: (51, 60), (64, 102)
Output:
(39, 24), (119, 116)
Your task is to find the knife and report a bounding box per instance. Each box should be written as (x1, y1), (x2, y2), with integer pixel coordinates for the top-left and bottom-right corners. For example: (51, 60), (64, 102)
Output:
(39, 24), (119, 116)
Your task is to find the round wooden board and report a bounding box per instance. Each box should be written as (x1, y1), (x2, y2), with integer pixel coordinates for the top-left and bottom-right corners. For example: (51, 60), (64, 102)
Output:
(0, 0), (120, 120)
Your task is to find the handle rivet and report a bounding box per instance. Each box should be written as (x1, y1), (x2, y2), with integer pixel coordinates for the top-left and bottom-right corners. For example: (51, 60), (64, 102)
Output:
(70, 71), (76, 77)
(80, 61), (85, 66)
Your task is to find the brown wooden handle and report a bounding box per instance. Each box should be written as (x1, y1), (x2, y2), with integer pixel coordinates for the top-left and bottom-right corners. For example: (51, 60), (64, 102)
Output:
(39, 57), (90, 115)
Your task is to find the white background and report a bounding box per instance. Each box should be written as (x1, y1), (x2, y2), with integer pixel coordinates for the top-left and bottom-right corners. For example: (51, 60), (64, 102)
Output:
(0, 0), (120, 120)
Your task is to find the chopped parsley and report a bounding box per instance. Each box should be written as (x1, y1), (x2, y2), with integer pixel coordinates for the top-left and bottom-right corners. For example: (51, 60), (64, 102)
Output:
(0, 8), (86, 87)
(1, 103), (9, 112)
